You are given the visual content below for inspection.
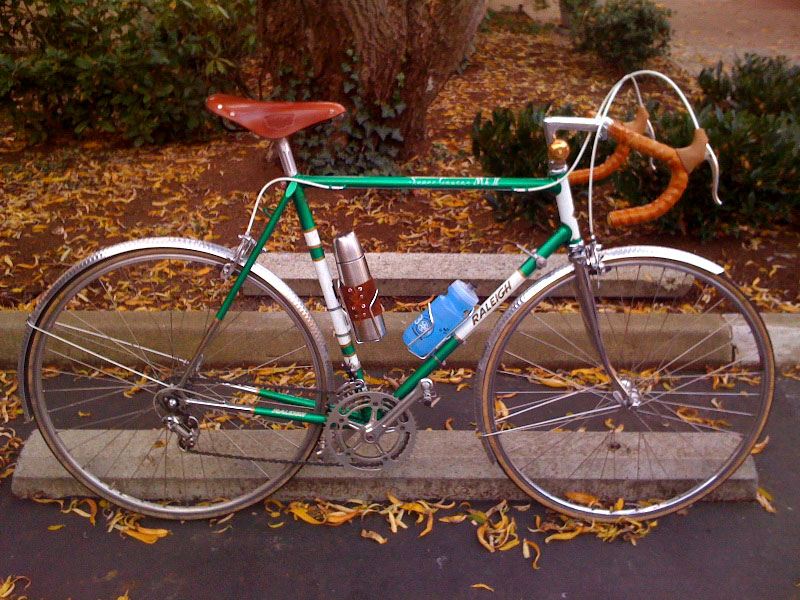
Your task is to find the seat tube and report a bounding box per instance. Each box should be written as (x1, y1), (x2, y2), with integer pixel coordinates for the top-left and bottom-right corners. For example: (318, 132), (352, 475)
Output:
(288, 168), (364, 380)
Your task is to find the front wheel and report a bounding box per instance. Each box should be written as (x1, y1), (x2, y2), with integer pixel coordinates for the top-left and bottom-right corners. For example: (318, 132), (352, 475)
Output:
(477, 249), (774, 521)
(20, 238), (332, 520)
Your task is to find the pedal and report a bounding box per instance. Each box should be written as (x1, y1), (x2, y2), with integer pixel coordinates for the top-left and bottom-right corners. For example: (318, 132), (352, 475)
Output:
(419, 378), (441, 408)
(423, 395), (441, 408)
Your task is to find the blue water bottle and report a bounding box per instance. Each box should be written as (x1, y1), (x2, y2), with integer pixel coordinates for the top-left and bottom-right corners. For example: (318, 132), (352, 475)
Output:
(403, 280), (478, 358)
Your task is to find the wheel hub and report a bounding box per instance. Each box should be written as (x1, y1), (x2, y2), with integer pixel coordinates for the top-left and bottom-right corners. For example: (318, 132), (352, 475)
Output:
(614, 377), (642, 408)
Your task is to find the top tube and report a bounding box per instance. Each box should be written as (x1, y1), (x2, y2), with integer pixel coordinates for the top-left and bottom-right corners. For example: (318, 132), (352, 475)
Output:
(296, 175), (560, 194)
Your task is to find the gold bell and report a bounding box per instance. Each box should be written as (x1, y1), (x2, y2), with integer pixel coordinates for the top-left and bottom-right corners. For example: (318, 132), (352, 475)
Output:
(547, 138), (570, 162)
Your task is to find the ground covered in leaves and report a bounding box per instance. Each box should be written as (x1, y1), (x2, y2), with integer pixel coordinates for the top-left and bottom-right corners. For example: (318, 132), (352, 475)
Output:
(0, 18), (798, 313)
(1, 16), (798, 598)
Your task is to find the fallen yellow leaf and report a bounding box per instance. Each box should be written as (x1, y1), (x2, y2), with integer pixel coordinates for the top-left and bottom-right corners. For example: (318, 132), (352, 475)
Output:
(360, 529), (388, 544)
(498, 538), (520, 551)
(750, 435), (769, 455)
(470, 583), (495, 592)
(122, 529), (162, 544)
(545, 527), (584, 543)
(476, 522), (494, 552)
(523, 539), (541, 570)
(439, 514), (468, 523)
(0, 576), (31, 598)
(565, 491), (599, 506)
(756, 487), (776, 514)
(287, 504), (326, 525)
(386, 492), (403, 505)
(419, 511), (434, 537)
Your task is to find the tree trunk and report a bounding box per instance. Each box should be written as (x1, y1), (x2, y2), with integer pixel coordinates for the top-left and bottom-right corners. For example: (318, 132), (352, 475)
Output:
(558, 0), (574, 28)
(258, 0), (487, 162)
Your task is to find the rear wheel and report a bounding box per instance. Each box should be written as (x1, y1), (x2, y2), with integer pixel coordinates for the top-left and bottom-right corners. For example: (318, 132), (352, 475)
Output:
(478, 253), (774, 521)
(21, 238), (332, 520)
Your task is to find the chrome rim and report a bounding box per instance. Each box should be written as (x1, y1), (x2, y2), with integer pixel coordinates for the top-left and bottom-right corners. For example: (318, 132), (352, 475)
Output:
(25, 241), (330, 519)
(482, 256), (772, 520)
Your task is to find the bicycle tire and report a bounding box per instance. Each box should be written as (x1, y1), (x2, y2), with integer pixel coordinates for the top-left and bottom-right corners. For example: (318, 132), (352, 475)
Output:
(476, 247), (774, 521)
(20, 237), (332, 520)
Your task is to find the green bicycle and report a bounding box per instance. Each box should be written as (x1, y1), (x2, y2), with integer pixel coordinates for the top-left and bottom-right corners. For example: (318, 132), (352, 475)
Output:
(18, 71), (774, 521)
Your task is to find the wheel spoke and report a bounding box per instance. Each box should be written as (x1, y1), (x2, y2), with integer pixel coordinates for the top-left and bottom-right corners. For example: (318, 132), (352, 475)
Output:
(480, 255), (772, 522)
(24, 244), (329, 519)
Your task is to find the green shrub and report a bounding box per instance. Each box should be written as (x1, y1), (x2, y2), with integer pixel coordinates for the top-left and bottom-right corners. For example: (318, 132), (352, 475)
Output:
(697, 53), (800, 115)
(570, 0), (672, 72)
(471, 102), (578, 222)
(559, 0), (598, 31)
(0, 0), (257, 145)
(613, 105), (800, 237)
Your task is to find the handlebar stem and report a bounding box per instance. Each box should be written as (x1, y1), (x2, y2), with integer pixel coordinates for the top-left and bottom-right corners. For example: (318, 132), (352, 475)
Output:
(543, 116), (613, 145)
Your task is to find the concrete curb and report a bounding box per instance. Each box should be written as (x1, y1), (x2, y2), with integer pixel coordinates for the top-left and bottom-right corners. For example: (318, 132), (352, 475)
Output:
(256, 252), (567, 297)
(8, 247), (788, 504)
(12, 430), (758, 503)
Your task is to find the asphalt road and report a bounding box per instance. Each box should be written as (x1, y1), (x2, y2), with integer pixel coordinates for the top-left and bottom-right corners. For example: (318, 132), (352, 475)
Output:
(2, 377), (798, 600)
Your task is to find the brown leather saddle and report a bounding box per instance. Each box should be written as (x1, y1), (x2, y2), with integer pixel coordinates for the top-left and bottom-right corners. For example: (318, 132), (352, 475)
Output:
(206, 94), (346, 139)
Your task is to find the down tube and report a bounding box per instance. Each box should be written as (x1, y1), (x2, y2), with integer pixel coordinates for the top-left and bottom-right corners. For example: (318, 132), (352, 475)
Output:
(393, 224), (573, 400)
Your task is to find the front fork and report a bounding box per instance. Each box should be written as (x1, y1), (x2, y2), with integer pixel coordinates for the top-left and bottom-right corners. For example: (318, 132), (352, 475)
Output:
(569, 240), (638, 408)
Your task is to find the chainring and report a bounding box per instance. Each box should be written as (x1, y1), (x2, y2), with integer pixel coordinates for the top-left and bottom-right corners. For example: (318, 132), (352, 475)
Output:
(323, 389), (416, 472)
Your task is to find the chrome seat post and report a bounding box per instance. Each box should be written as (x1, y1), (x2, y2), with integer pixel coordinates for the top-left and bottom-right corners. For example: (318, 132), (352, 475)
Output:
(275, 138), (298, 177)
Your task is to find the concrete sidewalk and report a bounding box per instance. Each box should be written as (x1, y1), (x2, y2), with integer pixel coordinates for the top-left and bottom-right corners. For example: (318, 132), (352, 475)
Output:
(492, 0), (800, 74)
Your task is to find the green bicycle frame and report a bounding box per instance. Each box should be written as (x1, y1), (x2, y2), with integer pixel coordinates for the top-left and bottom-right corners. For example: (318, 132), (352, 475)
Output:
(201, 174), (575, 426)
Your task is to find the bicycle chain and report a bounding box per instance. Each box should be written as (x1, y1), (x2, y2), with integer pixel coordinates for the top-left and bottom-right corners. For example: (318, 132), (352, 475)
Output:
(186, 447), (342, 467)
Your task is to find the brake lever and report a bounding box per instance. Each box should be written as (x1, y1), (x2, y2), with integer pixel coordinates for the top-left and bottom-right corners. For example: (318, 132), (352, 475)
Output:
(705, 143), (723, 205)
(643, 113), (657, 172)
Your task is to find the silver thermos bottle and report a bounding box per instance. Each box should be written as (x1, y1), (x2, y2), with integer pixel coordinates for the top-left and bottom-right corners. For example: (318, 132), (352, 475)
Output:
(333, 232), (386, 343)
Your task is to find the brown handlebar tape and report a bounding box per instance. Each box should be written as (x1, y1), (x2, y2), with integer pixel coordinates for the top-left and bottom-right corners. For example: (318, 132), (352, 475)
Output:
(569, 106), (650, 185)
(340, 278), (383, 323)
(606, 125), (708, 227)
